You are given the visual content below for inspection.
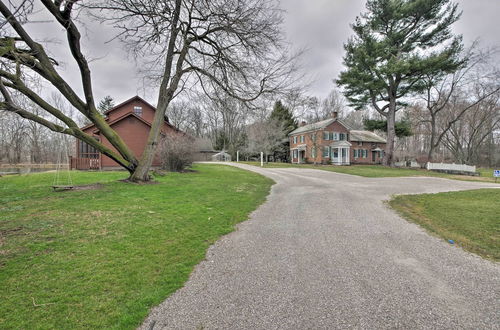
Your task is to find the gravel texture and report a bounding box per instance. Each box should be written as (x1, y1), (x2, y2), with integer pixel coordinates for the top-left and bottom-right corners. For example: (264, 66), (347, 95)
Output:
(141, 163), (500, 330)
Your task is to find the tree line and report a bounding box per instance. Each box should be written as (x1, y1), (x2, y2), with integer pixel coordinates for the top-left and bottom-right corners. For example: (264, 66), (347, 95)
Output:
(1, 0), (498, 171)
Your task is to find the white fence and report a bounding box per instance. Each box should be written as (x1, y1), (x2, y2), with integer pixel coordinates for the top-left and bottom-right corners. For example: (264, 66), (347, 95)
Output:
(395, 161), (421, 168)
(426, 162), (476, 173)
(394, 161), (405, 167)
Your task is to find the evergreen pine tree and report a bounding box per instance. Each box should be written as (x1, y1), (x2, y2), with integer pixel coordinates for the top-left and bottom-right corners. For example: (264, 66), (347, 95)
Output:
(97, 96), (115, 113)
(337, 0), (464, 166)
(269, 100), (297, 135)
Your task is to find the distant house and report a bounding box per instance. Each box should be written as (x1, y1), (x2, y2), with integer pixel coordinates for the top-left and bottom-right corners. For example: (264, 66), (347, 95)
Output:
(71, 95), (180, 170)
(288, 113), (386, 165)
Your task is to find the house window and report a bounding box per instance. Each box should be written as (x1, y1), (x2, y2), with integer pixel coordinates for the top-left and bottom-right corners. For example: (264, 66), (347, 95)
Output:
(354, 149), (358, 158)
(330, 132), (339, 141)
(323, 131), (330, 140)
(311, 147), (316, 158)
(312, 134), (316, 142)
(300, 135), (305, 143)
(333, 149), (339, 158)
(339, 133), (346, 141)
(363, 149), (368, 158)
(323, 146), (330, 157)
(133, 106), (143, 116)
(293, 149), (298, 159)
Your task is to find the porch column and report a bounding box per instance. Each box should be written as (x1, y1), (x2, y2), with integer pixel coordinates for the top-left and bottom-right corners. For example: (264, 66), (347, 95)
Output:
(346, 147), (350, 165)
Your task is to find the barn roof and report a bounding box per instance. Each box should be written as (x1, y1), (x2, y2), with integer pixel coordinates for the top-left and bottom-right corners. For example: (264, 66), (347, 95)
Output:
(80, 95), (176, 132)
(102, 95), (156, 116)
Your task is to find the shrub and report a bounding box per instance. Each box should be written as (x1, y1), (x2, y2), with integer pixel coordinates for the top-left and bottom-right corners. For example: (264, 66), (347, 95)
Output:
(159, 133), (195, 172)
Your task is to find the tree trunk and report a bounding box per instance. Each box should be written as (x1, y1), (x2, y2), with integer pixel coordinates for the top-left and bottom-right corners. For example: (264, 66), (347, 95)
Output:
(383, 104), (396, 166)
(128, 0), (183, 182)
(427, 115), (437, 162)
(129, 97), (170, 181)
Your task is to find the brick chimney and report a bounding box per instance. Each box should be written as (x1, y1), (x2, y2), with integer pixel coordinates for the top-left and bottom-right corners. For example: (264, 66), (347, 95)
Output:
(300, 121), (307, 127)
(332, 111), (338, 119)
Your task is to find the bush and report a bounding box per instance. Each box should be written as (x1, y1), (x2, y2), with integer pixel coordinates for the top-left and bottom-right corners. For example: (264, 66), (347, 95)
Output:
(159, 133), (195, 172)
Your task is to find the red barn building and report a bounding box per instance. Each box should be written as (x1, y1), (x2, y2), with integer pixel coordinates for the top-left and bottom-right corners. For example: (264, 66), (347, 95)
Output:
(71, 96), (179, 170)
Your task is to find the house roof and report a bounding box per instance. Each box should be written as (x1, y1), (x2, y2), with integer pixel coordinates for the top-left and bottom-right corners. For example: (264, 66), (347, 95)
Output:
(289, 118), (353, 135)
(350, 130), (386, 143)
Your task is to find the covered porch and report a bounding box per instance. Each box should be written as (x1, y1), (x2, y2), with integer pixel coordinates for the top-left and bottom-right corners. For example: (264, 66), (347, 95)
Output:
(330, 141), (351, 165)
(291, 144), (307, 164)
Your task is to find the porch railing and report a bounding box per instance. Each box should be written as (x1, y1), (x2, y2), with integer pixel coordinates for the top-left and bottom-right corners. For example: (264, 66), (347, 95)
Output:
(70, 156), (100, 170)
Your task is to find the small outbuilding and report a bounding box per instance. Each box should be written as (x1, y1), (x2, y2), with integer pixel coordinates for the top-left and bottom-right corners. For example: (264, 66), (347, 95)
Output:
(212, 151), (231, 162)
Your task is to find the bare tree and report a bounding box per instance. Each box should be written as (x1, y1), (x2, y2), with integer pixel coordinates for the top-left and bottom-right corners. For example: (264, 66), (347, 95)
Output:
(319, 88), (346, 119)
(0, 0), (298, 181)
(420, 46), (500, 161)
(307, 130), (321, 165)
(245, 118), (285, 161)
(441, 91), (500, 164)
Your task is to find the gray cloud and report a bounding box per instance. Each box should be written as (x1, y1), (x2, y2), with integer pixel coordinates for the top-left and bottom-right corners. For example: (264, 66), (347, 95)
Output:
(20, 0), (500, 106)
(282, 0), (500, 99)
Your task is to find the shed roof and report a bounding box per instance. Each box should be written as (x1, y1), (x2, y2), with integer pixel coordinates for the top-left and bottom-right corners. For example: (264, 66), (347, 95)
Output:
(350, 130), (386, 143)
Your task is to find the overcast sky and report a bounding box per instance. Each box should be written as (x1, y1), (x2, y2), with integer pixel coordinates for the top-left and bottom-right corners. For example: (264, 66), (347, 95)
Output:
(25, 0), (500, 106)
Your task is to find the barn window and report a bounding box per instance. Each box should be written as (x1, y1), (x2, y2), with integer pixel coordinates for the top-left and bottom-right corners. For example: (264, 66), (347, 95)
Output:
(79, 138), (99, 159)
(133, 106), (143, 116)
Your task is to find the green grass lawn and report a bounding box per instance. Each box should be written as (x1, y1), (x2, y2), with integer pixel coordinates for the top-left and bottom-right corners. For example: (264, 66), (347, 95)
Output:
(241, 161), (500, 182)
(389, 189), (500, 261)
(0, 164), (273, 329)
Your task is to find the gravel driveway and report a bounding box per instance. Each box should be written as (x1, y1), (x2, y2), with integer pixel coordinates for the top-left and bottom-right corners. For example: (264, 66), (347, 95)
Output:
(141, 163), (499, 329)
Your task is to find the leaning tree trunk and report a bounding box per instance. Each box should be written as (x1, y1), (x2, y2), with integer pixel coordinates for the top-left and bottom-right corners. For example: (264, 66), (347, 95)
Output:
(129, 93), (172, 181)
(383, 103), (397, 166)
(128, 0), (183, 182)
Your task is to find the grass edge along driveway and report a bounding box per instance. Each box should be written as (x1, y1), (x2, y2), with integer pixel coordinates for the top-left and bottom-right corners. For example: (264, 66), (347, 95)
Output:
(389, 188), (500, 261)
(241, 161), (499, 183)
(0, 164), (274, 329)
